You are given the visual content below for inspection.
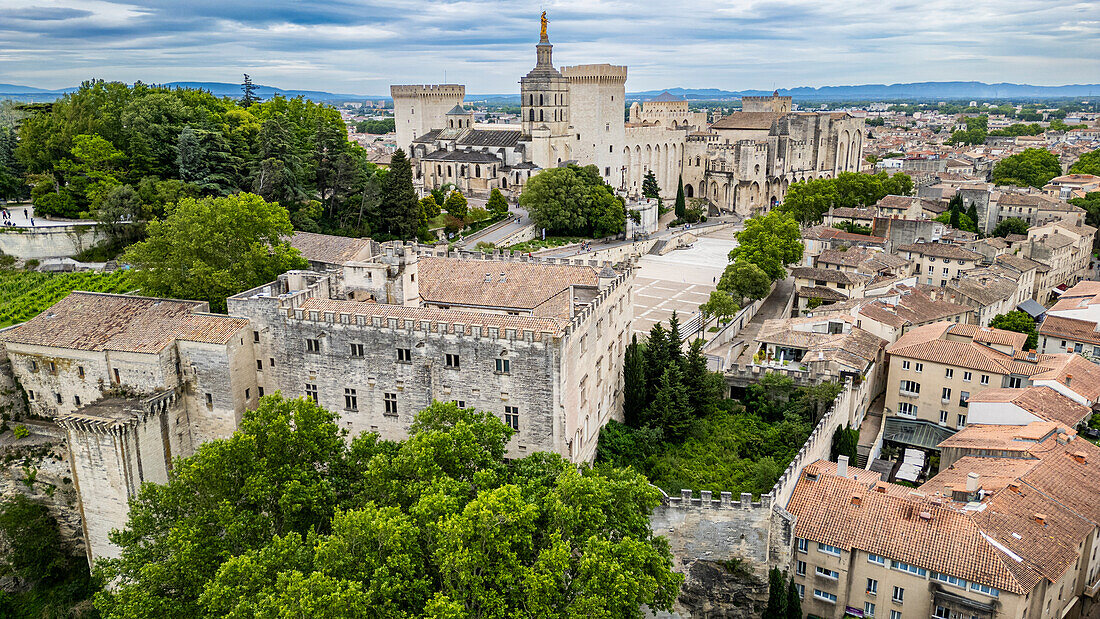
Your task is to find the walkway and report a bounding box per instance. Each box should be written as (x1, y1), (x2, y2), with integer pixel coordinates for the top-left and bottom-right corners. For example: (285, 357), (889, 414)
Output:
(856, 393), (885, 468)
(0, 203), (94, 228)
(458, 205), (530, 249)
(709, 275), (794, 368)
(536, 215), (739, 259)
(632, 237), (739, 336)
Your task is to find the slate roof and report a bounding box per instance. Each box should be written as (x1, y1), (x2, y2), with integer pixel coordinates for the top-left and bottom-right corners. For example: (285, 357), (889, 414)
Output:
(0, 292), (248, 354)
(790, 266), (870, 286)
(417, 256), (602, 315)
(710, 112), (779, 130)
(457, 129), (524, 148)
(420, 149), (502, 163)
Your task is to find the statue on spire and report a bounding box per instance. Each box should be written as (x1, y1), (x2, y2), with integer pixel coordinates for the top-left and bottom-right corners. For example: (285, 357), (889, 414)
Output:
(540, 11), (549, 42)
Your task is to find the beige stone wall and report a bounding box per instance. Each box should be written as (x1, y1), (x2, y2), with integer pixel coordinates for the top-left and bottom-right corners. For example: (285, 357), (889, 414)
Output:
(884, 354), (1011, 428)
(390, 84), (465, 153)
(623, 125), (686, 199)
(563, 64), (626, 187)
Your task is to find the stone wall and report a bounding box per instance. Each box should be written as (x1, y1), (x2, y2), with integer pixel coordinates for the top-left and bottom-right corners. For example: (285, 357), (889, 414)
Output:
(0, 224), (107, 259)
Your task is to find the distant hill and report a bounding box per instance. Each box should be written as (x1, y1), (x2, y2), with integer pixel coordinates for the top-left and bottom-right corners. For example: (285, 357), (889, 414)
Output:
(3, 80), (1098, 104)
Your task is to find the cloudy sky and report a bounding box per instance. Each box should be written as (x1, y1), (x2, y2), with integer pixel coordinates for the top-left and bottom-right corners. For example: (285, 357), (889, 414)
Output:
(0, 0), (1097, 95)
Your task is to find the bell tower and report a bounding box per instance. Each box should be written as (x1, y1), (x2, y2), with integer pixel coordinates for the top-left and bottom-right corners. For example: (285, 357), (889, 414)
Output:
(520, 12), (569, 139)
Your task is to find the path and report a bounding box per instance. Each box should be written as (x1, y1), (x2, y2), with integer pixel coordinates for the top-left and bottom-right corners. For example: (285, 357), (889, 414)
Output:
(631, 236), (739, 336)
(707, 275), (795, 368)
(856, 393), (885, 468)
(0, 203), (95, 228)
(536, 215), (739, 259)
(458, 205), (530, 249)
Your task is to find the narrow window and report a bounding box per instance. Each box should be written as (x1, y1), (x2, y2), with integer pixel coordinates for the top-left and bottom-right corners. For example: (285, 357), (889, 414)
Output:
(256, 359), (263, 371)
(307, 339), (321, 353)
(253, 331), (260, 343)
(78, 366), (85, 378)
(349, 343), (365, 358)
(74, 395), (81, 406)
(245, 388), (250, 399)
(496, 358), (510, 374)
(305, 384), (318, 403)
(446, 354), (460, 369)
(258, 386), (265, 397)
(504, 406), (519, 431)
(344, 388), (358, 411)
(397, 348), (412, 362)
(113, 368), (120, 384)
(270, 357), (275, 367)
(384, 392), (398, 416)
(205, 393), (213, 406)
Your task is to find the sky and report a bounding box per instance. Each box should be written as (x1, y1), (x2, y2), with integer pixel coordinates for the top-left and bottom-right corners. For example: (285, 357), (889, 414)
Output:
(0, 0), (1097, 96)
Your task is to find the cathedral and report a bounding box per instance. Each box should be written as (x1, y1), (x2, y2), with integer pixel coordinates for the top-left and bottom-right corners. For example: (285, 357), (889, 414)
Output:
(391, 14), (864, 216)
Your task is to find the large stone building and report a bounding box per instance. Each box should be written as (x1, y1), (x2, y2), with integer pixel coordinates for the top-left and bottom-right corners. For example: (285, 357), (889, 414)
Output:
(0, 234), (632, 564)
(392, 15), (864, 216)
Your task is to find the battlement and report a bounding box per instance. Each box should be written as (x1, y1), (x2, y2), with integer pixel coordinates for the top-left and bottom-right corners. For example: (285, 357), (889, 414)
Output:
(561, 64), (628, 83)
(289, 303), (561, 343)
(660, 488), (775, 511)
(390, 84), (466, 98)
(56, 389), (179, 435)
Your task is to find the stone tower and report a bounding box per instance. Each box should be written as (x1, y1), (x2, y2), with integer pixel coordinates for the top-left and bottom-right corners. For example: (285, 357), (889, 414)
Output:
(562, 64), (627, 185)
(390, 84), (466, 153)
(520, 16), (570, 140)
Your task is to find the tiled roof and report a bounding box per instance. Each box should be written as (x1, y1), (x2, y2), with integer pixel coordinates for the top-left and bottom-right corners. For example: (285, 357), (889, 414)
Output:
(796, 285), (848, 301)
(710, 112), (779, 130)
(921, 457), (1039, 497)
(1039, 315), (1100, 347)
(456, 129), (524, 148)
(829, 207), (875, 220)
(936, 422), (1062, 451)
(950, 324), (1029, 348)
(0, 292), (248, 353)
(418, 256), (601, 314)
(898, 242), (983, 261)
(295, 297), (569, 334)
(994, 253), (1042, 273)
(756, 319), (885, 371)
(802, 225), (887, 245)
(887, 322), (1038, 374)
(968, 386), (1092, 426)
(790, 266), (870, 285)
(290, 232), (374, 266)
(858, 288), (971, 329)
(1030, 354), (1100, 402)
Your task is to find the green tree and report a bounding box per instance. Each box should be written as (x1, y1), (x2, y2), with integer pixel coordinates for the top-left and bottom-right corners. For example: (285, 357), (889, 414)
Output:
(643, 323), (671, 407)
(989, 310), (1038, 350)
(728, 210), (803, 281)
(0, 127), (24, 201)
(381, 148), (419, 239)
(486, 187), (509, 218)
(642, 170), (660, 199)
(764, 567), (788, 619)
(780, 172), (912, 224)
(674, 175), (686, 218)
(830, 425), (859, 462)
(699, 289), (740, 327)
(96, 397), (683, 619)
(667, 311), (683, 366)
(443, 189), (468, 219)
(934, 209), (978, 234)
(519, 164), (626, 237)
(646, 364), (693, 442)
(240, 74), (258, 107)
(1070, 149), (1100, 176)
(1069, 192), (1100, 230)
(681, 339), (723, 417)
(992, 148), (1063, 188)
(121, 193), (306, 312)
(993, 217), (1030, 237)
(719, 260), (772, 305)
(966, 203), (979, 228)
(785, 577), (802, 619)
(623, 334), (647, 428)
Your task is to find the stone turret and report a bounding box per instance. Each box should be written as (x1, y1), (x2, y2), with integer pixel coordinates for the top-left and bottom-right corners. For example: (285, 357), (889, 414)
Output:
(520, 15), (569, 137)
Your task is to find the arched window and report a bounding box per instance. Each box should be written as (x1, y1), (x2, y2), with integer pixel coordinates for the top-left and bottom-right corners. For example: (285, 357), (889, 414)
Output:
(447, 165), (452, 177)
(539, 94), (544, 106)
(540, 109), (544, 122)
(529, 109), (535, 121)
(436, 164), (441, 174)
(475, 165), (481, 178)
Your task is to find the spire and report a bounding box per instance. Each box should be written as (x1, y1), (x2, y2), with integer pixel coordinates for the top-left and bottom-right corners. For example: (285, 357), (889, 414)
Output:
(540, 11), (549, 43)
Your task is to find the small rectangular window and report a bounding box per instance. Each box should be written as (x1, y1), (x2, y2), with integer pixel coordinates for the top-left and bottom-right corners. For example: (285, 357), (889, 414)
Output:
(344, 388), (358, 411)
(796, 560), (806, 576)
(914, 362), (923, 372)
(27, 390), (35, 401)
(205, 393), (213, 406)
(445, 354), (460, 369)
(350, 343), (365, 358)
(77, 365), (85, 378)
(868, 555), (885, 566)
(245, 388), (250, 399)
(890, 611), (902, 619)
(901, 360), (910, 370)
(817, 542), (842, 556)
(49, 361), (56, 373)
(940, 410), (949, 424)
(867, 577), (878, 594)
(796, 538), (808, 553)
(945, 368), (953, 378)
(30, 360), (38, 372)
(865, 602), (876, 617)
(258, 386), (265, 397)
(384, 392), (398, 416)
(396, 348), (411, 362)
(307, 339), (321, 353)
(253, 330), (260, 343)
(256, 359), (263, 371)
(957, 414), (967, 429)
(941, 387), (951, 401)
(504, 405), (519, 431)
(815, 566), (839, 579)
(980, 374), (989, 385)
(454, 400), (466, 409)
(963, 371), (972, 382)
(496, 358), (510, 374)
(892, 586), (904, 603)
(270, 358), (275, 367)
(113, 368), (120, 384)
(305, 384), (318, 403)
(813, 589), (837, 603)
(74, 395), (81, 406)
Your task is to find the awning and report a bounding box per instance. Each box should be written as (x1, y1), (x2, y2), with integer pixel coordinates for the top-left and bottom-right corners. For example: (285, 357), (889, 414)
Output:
(883, 417), (957, 450)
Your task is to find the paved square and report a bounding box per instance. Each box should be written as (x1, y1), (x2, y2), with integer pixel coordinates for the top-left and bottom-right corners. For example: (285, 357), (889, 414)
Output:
(631, 236), (739, 336)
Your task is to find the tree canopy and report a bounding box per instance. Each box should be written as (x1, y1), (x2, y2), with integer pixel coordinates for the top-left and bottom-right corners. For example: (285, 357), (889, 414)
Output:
(992, 217), (1030, 237)
(727, 210), (803, 281)
(95, 396), (682, 619)
(779, 171), (912, 224)
(992, 148), (1063, 188)
(1069, 149), (1100, 176)
(989, 310), (1038, 350)
(120, 193), (307, 312)
(947, 115), (988, 146)
(519, 164), (625, 237)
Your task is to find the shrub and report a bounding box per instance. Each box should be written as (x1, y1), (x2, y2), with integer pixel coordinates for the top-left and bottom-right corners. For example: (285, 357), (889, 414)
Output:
(12, 424), (29, 439)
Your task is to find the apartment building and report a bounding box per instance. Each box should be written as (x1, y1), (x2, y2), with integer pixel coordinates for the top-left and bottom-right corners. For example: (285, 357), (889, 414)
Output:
(1025, 222), (1096, 301)
(855, 285), (974, 343)
(788, 429), (1100, 619)
(791, 267), (871, 312)
(1040, 281), (1100, 360)
(897, 242), (983, 288)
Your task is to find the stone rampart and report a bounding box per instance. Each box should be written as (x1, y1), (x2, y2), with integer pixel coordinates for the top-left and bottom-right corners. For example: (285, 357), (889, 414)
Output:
(0, 224), (106, 259)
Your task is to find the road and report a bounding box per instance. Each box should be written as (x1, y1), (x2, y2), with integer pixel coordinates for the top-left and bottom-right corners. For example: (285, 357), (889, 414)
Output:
(458, 205), (531, 249)
(536, 215), (740, 259)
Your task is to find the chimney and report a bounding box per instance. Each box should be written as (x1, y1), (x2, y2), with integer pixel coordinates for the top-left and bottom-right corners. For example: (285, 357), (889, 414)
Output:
(499, 271), (507, 283)
(484, 272), (492, 282)
(837, 455), (849, 478)
(1034, 513), (1046, 526)
(919, 511), (932, 521)
(1065, 374), (1072, 387)
(1071, 451), (1087, 464)
(966, 472), (980, 493)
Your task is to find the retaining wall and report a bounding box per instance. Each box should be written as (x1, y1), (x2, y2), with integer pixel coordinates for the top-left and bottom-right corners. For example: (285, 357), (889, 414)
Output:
(0, 225), (106, 259)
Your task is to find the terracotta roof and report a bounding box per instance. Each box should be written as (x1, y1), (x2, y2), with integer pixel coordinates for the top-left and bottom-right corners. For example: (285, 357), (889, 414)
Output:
(937, 422), (1063, 451)
(0, 292), (248, 353)
(950, 324), (1029, 348)
(790, 266), (870, 285)
(290, 232), (374, 266)
(968, 386), (1092, 426)
(1030, 354), (1100, 402)
(710, 111), (779, 130)
(1039, 315), (1100, 347)
(898, 242), (983, 261)
(756, 318), (885, 371)
(858, 288), (971, 329)
(887, 322), (1041, 374)
(418, 256), (602, 314)
(802, 225), (887, 245)
(921, 457), (1039, 497)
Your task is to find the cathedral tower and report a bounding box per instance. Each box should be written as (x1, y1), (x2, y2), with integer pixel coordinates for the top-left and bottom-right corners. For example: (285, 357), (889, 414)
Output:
(520, 12), (570, 140)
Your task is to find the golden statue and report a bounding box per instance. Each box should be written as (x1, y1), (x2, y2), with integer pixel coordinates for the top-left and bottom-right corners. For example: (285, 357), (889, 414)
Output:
(540, 11), (548, 39)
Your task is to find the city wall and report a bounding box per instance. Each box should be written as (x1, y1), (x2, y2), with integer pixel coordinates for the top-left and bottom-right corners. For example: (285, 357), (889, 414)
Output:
(0, 225), (107, 259)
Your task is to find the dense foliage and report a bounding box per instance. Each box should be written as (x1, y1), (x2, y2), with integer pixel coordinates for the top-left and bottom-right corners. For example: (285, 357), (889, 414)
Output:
(935, 196), (979, 234)
(16, 80), (394, 237)
(992, 148), (1063, 188)
(947, 115), (988, 146)
(989, 310), (1038, 350)
(519, 164), (626, 237)
(1070, 149), (1100, 176)
(95, 396), (682, 619)
(725, 210), (803, 282)
(0, 494), (98, 617)
(0, 269), (138, 327)
(779, 171), (913, 224)
(120, 193), (306, 312)
(992, 217), (1029, 237)
(354, 118), (396, 134)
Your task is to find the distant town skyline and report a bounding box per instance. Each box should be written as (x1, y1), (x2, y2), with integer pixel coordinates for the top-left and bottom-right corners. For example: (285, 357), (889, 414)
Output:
(0, 0), (1097, 96)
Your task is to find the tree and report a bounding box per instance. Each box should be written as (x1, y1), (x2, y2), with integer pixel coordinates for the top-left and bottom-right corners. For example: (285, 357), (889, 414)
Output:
(419, 194), (440, 222)
(699, 289), (740, 327)
(643, 323), (671, 406)
(785, 577), (802, 619)
(95, 397), (683, 619)
(993, 217), (1029, 237)
(486, 187), (509, 218)
(780, 172), (912, 224)
(519, 164), (625, 237)
(674, 175), (686, 218)
(992, 148), (1063, 188)
(443, 189), (468, 219)
(934, 209), (978, 234)
(381, 149), (419, 239)
(989, 310), (1038, 350)
(667, 311), (683, 366)
(966, 203), (979, 228)
(120, 193), (307, 312)
(830, 425), (859, 462)
(1069, 192), (1100, 231)
(646, 364), (693, 442)
(681, 339), (723, 417)
(728, 210), (803, 282)
(764, 567), (788, 619)
(642, 170), (660, 199)
(1070, 149), (1100, 176)
(949, 204), (961, 228)
(240, 74), (258, 107)
(0, 126), (25, 201)
(623, 334), (647, 428)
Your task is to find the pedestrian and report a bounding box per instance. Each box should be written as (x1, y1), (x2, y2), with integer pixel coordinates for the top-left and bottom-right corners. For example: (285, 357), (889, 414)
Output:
(23, 208), (28, 218)
(30, 218), (34, 227)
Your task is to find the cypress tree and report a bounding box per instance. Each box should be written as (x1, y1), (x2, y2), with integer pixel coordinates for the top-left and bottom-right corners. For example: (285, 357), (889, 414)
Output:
(675, 175), (686, 218)
(785, 577), (802, 619)
(764, 567), (788, 619)
(646, 364), (692, 442)
(668, 311), (683, 365)
(622, 335), (647, 427)
(966, 203), (979, 229)
(643, 323), (670, 408)
(681, 339), (721, 417)
(382, 149), (419, 239)
(642, 170), (660, 199)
